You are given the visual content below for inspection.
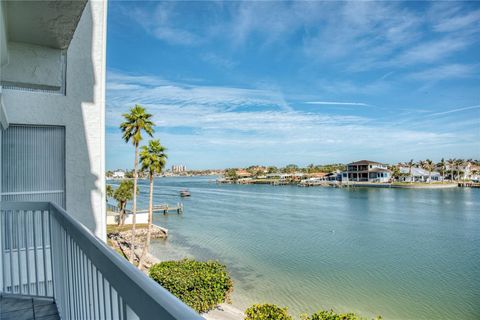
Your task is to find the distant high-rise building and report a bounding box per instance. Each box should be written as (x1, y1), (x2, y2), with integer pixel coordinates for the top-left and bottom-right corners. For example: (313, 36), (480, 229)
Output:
(172, 165), (187, 173)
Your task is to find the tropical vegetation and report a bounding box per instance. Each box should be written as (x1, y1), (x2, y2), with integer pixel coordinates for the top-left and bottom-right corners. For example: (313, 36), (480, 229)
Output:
(301, 309), (382, 320)
(112, 180), (137, 225)
(106, 184), (114, 200)
(242, 304), (382, 320)
(244, 304), (292, 320)
(137, 139), (167, 270)
(120, 104), (155, 263)
(149, 259), (233, 313)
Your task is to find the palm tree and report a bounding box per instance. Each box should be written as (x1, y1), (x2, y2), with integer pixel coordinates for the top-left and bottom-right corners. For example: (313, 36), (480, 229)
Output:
(389, 165), (401, 182)
(138, 140), (168, 270)
(120, 105), (155, 263)
(447, 158), (456, 181)
(418, 160), (426, 182)
(437, 158), (446, 183)
(113, 180), (136, 225)
(423, 159), (435, 183)
(407, 159), (415, 183)
(455, 159), (464, 182)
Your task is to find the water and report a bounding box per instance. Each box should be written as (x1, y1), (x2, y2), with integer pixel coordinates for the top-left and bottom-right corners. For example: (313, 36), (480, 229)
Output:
(109, 176), (480, 319)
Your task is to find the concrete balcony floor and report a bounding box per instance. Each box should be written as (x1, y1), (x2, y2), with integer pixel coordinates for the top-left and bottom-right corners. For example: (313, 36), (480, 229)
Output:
(0, 295), (59, 320)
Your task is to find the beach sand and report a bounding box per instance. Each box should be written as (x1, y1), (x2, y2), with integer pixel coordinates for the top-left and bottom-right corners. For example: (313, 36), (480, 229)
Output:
(203, 303), (244, 320)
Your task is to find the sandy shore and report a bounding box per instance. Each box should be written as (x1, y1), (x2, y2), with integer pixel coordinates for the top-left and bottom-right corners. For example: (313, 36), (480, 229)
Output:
(108, 227), (245, 319)
(203, 303), (244, 320)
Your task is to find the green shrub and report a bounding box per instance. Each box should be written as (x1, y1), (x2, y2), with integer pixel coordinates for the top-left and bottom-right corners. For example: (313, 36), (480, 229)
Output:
(302, 309), (382, 320)
(149, 259), (233, 313)
(244, 304), (292, 320)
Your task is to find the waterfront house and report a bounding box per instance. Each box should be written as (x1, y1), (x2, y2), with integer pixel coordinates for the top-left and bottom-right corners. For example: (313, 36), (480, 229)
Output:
(457, 163), (479, 181)
(235, 169), (252, 178)
(398, 167), (441, 182)
(306, 172), (328, 180)
(341, 160), (391, 183)
(469, 165), (480, 182)
(112, 170), (126, 179)
(326, 170), (343, 181)
(0, 1), (201, 319)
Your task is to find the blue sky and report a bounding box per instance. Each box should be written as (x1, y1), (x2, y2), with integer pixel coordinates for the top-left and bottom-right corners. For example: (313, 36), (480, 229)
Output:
(106, 1), (480, 170)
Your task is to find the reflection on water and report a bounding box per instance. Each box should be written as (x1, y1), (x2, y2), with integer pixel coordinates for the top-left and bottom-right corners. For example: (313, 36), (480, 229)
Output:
(109, 177), (480, 319)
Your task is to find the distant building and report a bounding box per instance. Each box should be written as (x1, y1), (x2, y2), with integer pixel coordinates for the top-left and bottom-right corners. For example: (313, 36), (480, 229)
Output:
(342, 160), (391, 183)
(454, 163), (480, 181)
(172, 165), (187, 173)
(112, 170), (125, 179)
(469, 165), (480, 182)
(398, 167), (441, 182)
(235, 169), (252, 178)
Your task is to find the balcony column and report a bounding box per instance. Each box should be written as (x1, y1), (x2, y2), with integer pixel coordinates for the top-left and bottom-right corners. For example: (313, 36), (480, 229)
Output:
(0, 87), (8, 129)
(0, 1), (8, 67)
(0, 2), (9, 129)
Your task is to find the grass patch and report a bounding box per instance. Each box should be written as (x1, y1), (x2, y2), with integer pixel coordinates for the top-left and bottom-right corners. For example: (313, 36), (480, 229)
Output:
(107, 224), (149, 234)
(392, 182), (454, 186)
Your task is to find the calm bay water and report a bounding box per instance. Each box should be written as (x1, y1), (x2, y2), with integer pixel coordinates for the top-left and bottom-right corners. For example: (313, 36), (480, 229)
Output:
(110, 176), (480, 319)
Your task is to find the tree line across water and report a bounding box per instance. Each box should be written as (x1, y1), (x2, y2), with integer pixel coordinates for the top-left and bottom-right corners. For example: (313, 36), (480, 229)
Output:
(224, 158), (480, 182)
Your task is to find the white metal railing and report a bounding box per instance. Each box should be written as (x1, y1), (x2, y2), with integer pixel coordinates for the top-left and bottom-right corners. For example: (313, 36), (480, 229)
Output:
(0, 201), (202, 320)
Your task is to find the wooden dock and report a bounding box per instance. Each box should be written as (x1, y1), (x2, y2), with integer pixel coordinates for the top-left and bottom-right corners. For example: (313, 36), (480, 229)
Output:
(108, 203), (184, 215)
(126, 203), (184, 215)
(458, 182), (480, 188)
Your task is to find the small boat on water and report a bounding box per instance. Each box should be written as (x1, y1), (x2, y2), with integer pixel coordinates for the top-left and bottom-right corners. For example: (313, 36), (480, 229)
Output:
(180, 190), (191, 197)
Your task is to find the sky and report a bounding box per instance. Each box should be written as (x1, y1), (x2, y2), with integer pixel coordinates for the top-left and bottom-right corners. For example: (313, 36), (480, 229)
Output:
(106, 1), (480, 170)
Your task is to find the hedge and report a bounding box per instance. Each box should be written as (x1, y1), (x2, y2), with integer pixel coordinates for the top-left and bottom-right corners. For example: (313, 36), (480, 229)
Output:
(149, 259), (233, 313)
(244, 304), (292, 320)
(302, 309), (382, 320)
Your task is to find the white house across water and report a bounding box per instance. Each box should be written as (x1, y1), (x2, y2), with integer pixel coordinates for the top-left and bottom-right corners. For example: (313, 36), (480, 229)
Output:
(342, 160), (391, 183)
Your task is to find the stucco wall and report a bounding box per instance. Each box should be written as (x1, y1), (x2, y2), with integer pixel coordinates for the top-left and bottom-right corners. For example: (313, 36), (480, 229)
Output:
(1, 2), (107, 240)
(1, 42), (65, 90)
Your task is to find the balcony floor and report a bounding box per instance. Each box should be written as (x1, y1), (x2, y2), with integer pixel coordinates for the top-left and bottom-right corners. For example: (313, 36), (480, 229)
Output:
(0, 295), (59, 320)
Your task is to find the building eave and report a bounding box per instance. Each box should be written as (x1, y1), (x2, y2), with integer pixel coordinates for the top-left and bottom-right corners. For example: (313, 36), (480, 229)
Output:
(5, 0), (88, 50)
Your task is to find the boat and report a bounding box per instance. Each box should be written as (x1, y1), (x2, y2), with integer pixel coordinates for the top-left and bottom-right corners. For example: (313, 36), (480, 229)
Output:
(180, 190), (191, 197)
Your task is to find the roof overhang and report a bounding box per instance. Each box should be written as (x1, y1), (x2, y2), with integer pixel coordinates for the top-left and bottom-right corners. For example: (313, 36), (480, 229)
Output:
(1, 1), (87, 93)
(4, 0), (88, 50)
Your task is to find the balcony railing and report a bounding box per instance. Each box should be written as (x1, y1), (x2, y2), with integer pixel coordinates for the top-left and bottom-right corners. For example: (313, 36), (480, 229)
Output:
(0, 201), (202, 320)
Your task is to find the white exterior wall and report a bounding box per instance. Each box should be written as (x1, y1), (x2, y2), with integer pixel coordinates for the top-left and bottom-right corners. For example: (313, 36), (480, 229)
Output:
(107, 212), (149, 225)
(1, 2), (107, 240)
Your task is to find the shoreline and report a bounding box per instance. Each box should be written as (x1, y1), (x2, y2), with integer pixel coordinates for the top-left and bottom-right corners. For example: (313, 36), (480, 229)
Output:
(107, 225), (245, 319)
(219, 179), (464, 189)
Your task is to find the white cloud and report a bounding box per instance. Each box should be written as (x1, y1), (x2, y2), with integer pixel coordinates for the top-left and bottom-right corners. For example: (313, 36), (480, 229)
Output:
(407, 64), (477, 81)
(305, 101), (369, 107)
(129, 2), (202, 46)
(430, 105), (480, 116)
(120, 1), (478, 74)
(106, 71), (475, 168)
(429, 3), (480, 33)
(394, 37), (471, 66)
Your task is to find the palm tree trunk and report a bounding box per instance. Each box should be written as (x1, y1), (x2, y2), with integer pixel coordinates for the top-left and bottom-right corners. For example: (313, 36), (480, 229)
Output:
(117, 203), (121, 226)
(118, 201), (126, 225)
(139, 175), (154, 270)
(129, 144), (139, 264)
